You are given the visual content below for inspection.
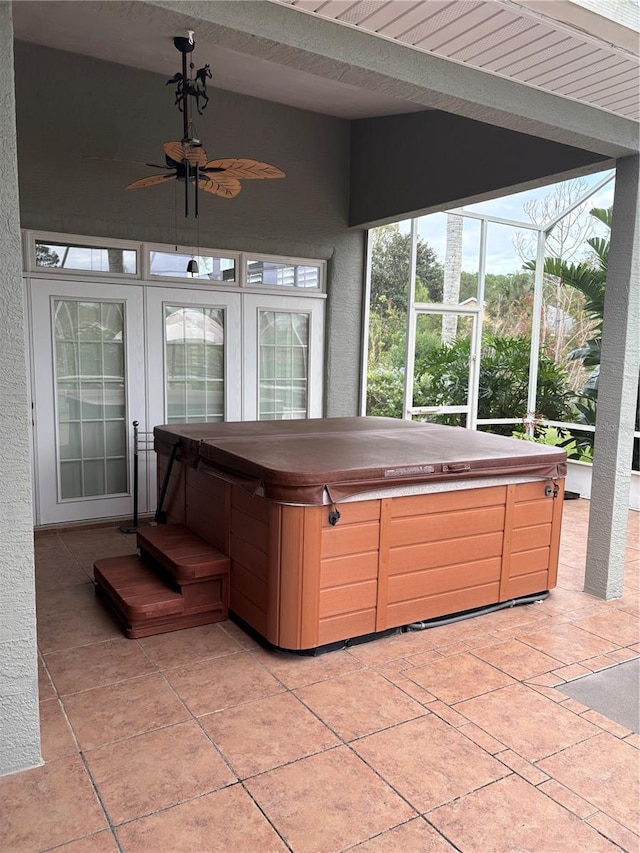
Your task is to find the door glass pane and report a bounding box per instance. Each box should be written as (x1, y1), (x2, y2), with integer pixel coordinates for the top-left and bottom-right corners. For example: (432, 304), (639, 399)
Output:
(54, 299), (127, 499)
(164, 305), (225, 423)
(258, 311), (309, 420)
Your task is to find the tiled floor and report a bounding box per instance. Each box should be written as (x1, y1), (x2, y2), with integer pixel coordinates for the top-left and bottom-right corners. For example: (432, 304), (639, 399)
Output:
(1, 500), (639, 853)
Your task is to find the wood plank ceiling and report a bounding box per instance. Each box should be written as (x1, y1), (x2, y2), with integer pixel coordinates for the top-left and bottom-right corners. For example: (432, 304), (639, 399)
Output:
(278, 0), (640, 120)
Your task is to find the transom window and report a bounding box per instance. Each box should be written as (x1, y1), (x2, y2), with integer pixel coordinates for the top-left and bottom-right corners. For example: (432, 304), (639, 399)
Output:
(25, 233), (326, 294)
(36, 240), (137, 275)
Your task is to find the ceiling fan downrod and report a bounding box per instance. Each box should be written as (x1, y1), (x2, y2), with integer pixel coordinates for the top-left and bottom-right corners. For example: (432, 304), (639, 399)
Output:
(171, 30), (206, 217)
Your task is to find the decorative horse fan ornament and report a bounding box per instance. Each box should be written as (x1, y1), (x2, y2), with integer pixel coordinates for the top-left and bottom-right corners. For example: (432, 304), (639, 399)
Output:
(125, 31), (284, 216)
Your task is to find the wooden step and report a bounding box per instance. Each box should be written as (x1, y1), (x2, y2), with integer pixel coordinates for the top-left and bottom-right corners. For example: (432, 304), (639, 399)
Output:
(94, 553), (228, 639)
(137, 524), (230, 583)
(95, 555), (184, 620)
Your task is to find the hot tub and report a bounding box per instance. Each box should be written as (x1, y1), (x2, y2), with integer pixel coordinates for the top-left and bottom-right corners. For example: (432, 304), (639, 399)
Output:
(154, 417), (566, 651)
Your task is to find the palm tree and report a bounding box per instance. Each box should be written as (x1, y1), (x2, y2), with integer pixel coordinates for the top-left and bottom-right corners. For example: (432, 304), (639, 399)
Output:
(535, 208), (639, 468)
(528, 207), (610, 429)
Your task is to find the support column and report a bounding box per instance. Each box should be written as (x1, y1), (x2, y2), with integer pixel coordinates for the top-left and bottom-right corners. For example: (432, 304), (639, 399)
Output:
(585, 154), (640, 599)
(0, 2), (41, 775)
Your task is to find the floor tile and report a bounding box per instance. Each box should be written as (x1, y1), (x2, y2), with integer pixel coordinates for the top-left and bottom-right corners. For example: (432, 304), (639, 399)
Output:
(0, 754), (107, 852)
(39, 697), (78, 761)
(251, 645), (363, 689)
(517, 622), (619, 665)
(552, 662), (593, 680)
(538, 732), (640, 832)
(426, 700), (469, 728)
(12, 508), (639, 853)
(376, 666), (438, 704)
(350, 817), (458, 852)
(63, 672), (190, 750)
(429, 774), (618, 852)
(343, 629), (434, 665)
(51, 830), (120, 852)
(116, 784), (286, 852)
(218, 618), (261, 649)
(455, 683), (600, 761)
(37, 604), (124, 654)
(539, 587), (602, 615)
(295, 669), (426, 740)
(586, 812), (640, 853)
(163, 650), (284, 715)
(199, 691), (338, 777)
(36, 581), (98, 616)
(35, 560), (90, 592)
(457, 721), (505, 754)
(45, 638), (157, 695)
(574, 610), (640, 647)
(137, 623), (243, 669)
(494, 748), (549, 785)
(537, 779), (598, 819)
(580, 709), (634, 739)
(85, 720), (235, 824)
(405, 651), (515, 703)
(38, 657), (57, 702)
(472, 638), (562, 680)
(351, 714), (509, 812)
(406, 618), (491, 649)
(245, 746), (415, 853)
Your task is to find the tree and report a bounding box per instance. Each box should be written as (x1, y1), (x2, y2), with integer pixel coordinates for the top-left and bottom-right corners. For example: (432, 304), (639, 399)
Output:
(530, 207), (609, 423)
(368, 224), (445, 373)
(514, 177), (597, 264)
(370, 224), (443, 313)
(35, 244), (60, 267)
(514, 177), (606, 368)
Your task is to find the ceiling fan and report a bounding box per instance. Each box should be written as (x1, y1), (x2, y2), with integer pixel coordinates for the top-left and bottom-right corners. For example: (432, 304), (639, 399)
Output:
(123, 31), (285, 217)
(125, 140), (284, 212)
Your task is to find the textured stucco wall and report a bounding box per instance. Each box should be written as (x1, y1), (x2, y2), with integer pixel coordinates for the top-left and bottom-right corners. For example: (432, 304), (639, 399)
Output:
(14, 41), (365, 416)
(585, 154), (640, 598)
(0, 4), (41, 777)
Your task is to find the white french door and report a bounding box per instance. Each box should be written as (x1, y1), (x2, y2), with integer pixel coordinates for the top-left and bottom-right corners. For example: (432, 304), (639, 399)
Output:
(145, 288), (242, 509)
(146, 288), (242, 427)
(29, 279), (146, 525)
(243, 293), (324, 420)
(29, 281), (324, 525)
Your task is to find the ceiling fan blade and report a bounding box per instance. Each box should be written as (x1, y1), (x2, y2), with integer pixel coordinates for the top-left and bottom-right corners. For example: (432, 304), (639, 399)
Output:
(125, 173), (177, 190)
(163, 141), (209, 167)
(84, 154), (169, 169)
(198, 176), (242, 199)
(204, 158), (285, 179)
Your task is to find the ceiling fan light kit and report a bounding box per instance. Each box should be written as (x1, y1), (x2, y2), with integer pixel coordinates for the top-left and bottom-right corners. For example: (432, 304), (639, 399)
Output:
(124, 30), (285, 219)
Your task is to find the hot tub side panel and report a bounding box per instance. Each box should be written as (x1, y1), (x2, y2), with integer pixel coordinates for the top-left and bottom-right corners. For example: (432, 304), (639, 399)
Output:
(156, 447), (564, 651)
(382, 485), (507, 628)
(185, 466), (230, 556)
(504, 478), (564, 599)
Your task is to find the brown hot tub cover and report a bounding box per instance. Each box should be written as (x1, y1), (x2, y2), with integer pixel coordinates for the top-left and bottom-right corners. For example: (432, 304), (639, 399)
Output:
(155, 417), (566, 505)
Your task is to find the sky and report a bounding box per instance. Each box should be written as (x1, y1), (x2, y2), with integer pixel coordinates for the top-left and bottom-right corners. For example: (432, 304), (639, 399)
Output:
(408, 168), (616, 276)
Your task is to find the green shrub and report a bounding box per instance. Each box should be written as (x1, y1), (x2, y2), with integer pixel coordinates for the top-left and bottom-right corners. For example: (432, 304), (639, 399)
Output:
(367, 334), (574, 431)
